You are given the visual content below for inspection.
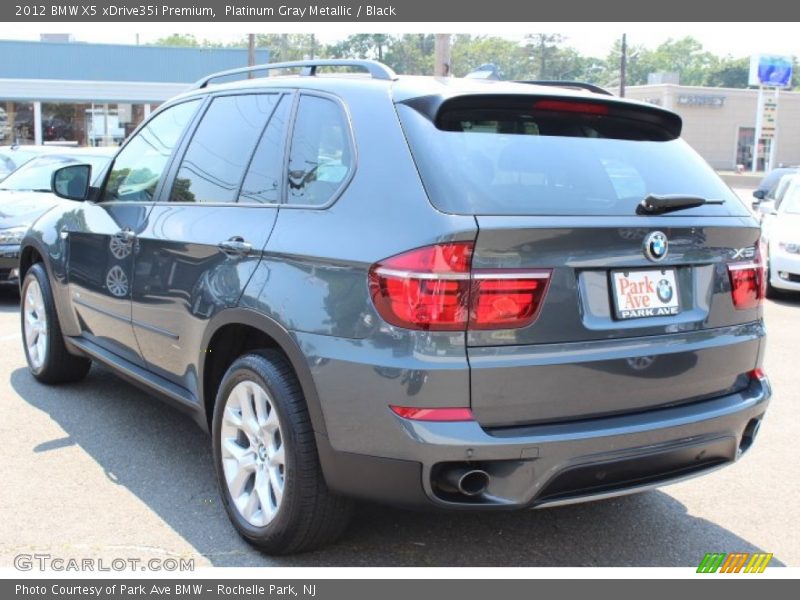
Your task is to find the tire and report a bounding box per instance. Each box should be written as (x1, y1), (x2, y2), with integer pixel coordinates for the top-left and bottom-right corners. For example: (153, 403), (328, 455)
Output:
(765, 254), (781, 300)
(212, 351), (353, 554)
(20, 263), (91, 384)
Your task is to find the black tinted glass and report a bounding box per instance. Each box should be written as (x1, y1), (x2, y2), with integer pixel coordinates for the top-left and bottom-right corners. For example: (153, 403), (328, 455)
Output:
(239, 96), (290, 205)
(171, 94), (279, 204)
(398, 102), (748, 217)
(286, 96), (352, 206)
(102, 100), (199, 203)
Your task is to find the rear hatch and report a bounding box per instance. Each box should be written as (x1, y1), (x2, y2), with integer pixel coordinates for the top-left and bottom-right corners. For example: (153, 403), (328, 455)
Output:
(397, 90), (764, 427)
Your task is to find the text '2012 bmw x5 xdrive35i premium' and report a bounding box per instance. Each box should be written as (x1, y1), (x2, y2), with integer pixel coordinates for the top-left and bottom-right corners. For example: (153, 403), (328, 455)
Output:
(18, 60), (771, 554)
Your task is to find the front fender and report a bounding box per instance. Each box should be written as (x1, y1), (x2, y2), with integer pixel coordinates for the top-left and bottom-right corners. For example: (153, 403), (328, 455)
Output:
(20, 203), (85, 337)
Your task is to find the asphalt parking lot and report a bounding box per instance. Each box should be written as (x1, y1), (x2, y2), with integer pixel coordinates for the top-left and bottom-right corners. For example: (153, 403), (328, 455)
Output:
(1, 216), (798, 568)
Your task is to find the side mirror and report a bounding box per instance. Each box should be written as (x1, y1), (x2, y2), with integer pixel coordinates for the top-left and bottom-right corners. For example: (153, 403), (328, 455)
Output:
(753, 189), (766, 200)
(51, 164), (91, 201)
(758, 200), (777, 216)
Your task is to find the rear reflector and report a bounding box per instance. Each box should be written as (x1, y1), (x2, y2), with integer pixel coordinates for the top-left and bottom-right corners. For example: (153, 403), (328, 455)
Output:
(369, 243), (551, 331)
(389, 406), (474, 422)
(748, 367), (766, 380)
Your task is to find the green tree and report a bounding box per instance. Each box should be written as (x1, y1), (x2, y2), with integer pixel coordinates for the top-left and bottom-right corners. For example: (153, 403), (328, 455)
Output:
(383, 34), (435, 75)
(706, 56), (750, 88)
(603, 36), (720, 87)
(327, 34), (391, 62)
(151, 34), (222, 48)
(253, 34), (322, 61)
(450, 35), (530, 79)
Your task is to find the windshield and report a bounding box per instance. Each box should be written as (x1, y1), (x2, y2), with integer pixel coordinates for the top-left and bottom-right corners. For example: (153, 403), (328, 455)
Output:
(0, 154), (110, 192)
(397, 102), (747, 217)
(782, 185), (800, 215)
(0, 149), (39, 179)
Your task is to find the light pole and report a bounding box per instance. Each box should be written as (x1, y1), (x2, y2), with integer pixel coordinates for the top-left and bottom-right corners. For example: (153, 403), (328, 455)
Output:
(620, 33), (627, 97)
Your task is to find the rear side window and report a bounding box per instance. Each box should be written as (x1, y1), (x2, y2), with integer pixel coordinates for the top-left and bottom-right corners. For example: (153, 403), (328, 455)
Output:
(239, 96), (290, 205)
(286, 95), (353, 207)
(170, 94), (280, 204)
(397, 97), (747, 217)
(103, 100), (199, 203)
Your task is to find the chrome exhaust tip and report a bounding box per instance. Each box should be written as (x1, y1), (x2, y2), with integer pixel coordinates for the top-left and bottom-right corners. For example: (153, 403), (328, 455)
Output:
(442, 467), (490, 497)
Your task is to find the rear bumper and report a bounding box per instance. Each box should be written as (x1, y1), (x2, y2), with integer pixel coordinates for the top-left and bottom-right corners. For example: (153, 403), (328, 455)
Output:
(298, 329), (771, 509)
(318, 375), (770, 508)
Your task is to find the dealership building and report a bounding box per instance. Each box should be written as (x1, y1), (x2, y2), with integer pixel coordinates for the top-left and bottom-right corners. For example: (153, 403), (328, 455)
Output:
(0, 37), (268, 147)
(626, 82), (800, 171)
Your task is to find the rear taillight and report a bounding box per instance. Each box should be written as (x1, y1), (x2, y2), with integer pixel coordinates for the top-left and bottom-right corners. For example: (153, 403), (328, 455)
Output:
(469, 271), (551, 329)
(368, 242), (473, 331)
(369, 243), (551, 331)
(727, 242), (765, 310)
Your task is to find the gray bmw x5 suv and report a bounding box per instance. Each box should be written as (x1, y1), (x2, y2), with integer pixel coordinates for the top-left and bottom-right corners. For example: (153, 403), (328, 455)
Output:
(18, 60), (771, 554)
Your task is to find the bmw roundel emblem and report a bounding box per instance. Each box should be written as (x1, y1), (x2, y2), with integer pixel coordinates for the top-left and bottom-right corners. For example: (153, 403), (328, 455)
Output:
(656, 278), (673, 303)
(644, 231), (669, 262)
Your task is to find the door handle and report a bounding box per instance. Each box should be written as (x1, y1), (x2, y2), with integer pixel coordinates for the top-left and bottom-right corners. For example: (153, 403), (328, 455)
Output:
(217, 237), (253, 256)
(116, 228), (136, 242)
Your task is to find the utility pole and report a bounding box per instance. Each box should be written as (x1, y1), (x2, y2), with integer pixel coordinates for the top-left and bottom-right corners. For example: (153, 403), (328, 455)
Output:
(619, 33), (627, 97)
(247, 33), (256, 79)
(434, 34), (451, 77)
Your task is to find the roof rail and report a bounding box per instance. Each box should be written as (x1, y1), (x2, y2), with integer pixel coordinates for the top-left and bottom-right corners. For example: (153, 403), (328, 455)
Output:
(516, 80), (614, 96)
(191, 59), (397, 89)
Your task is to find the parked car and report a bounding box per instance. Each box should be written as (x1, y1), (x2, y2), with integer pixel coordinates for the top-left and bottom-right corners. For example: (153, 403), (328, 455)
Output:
(760, 172), (795, 211)
(0, 149), (114, 288)
(760, 174), (800, 296)
(0, 145), (64, 181)
(752, 167), (798, 205)
(17, 60), (771, 554)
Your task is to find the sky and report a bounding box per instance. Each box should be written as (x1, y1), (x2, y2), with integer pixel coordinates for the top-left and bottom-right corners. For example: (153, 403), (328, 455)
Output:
(2, 23), (798, 59)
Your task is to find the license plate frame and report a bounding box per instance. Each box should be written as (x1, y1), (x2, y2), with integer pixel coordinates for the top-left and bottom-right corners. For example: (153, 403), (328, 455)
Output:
(610, 268), (681, 320)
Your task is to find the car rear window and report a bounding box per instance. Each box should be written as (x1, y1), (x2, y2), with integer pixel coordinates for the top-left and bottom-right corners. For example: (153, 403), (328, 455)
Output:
(396, 97), (747, 217)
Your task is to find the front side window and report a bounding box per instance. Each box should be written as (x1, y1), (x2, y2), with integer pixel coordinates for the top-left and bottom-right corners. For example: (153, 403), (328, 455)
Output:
(170, 94), (279, 204)
(286, 96), (353, 206)
(102, 100), (199, 203)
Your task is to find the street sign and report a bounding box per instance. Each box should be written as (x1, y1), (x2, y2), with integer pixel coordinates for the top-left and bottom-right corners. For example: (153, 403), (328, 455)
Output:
(761, 96), (777, 139)
(749, 54), (793, 88)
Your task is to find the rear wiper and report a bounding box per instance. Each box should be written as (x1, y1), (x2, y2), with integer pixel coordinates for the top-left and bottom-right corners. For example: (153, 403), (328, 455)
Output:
(636, 194), (725, 215)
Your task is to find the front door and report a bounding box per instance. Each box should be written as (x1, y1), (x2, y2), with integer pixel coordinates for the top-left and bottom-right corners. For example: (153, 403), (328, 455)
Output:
(65, 99), (201, 365)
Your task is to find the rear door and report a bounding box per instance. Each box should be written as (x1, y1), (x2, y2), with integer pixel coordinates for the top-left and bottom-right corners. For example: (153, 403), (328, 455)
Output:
(131, 92), (291, 394)
(397, 94), (764, 427)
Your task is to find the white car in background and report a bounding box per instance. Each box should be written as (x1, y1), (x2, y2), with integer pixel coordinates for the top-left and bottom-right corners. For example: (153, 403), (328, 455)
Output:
(760, 174), (800, 296)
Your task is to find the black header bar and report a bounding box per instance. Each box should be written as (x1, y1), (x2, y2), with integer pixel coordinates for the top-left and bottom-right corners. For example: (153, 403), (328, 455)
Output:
(2, 0), (795, 22)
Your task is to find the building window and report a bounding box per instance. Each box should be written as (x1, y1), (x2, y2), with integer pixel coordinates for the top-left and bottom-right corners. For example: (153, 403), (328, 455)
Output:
(37, 102), (154, 147)
(0, 101), (35, 144)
